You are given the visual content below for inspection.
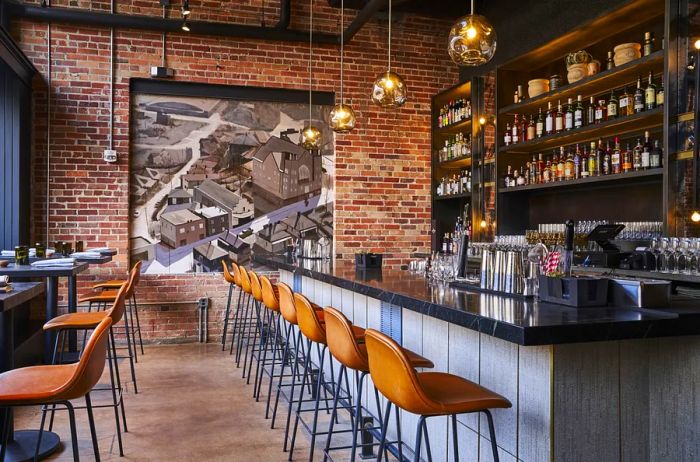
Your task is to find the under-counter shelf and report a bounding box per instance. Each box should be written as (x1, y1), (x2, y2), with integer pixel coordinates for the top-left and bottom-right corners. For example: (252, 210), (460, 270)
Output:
(499, 50), (664, 116)
(498, 168), (662, 194)
(499, 107), (663, 154)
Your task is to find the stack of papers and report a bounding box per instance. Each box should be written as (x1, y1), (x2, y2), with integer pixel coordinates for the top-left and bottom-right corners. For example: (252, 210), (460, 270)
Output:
(71, 251), (103, 259)
(31, 258), (76, 267)
(1, 249), (37, 257)
(89, 247), (112, 253)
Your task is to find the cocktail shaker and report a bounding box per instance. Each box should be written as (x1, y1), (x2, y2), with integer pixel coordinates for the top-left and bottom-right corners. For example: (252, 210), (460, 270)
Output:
(480, 249), (494, 289)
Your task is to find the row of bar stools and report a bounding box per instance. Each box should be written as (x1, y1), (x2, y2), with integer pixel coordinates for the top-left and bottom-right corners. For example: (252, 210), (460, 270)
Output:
(0, 316), (114, 462)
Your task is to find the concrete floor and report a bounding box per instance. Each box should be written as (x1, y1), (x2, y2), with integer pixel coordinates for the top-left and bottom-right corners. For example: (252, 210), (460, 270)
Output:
(15, 343), (350, 461)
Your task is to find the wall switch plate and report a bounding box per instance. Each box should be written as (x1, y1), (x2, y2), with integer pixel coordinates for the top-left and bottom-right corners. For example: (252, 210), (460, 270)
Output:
(103, 149), (117, 163)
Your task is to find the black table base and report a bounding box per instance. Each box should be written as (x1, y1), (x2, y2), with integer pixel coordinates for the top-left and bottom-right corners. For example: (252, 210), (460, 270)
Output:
(1, 430), (60, 462)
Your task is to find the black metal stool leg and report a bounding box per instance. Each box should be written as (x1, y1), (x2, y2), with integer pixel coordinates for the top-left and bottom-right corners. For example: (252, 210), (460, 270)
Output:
(287, 338), (312, 459)
(221, 283), (233, 350)
(350, 371), (367, 462)
(1, 407), (11, 461)
(106, 328), (125, 455)
(305, 345), (327, 462)
(132, 294), (144, 355)
(228, 288), (243, 355)
(270, 320), (294, 427)
(322, 363), (346, 462)
(234, 292), (252, 363)
(253, 308), (272, 399)
(109, 327), (128, 434)
(84, 393), (101, 462)
(484, 410), (500, 462)
(395, 406), (403, 461)
(413, 416), (425, 462)
(122, 303), (138, 394)
(244, 301), (263, 382)
(422, 416), (433, 462)
(376, 401), (393, 462)
(265, 313), (285, 419)
(64, 401), (80, 462)
(127, 297), (138, 364)
(451, 414), (460, 462)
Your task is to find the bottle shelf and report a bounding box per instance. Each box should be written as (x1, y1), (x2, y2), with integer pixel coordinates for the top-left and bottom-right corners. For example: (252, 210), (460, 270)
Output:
(437, 155), (473, 169)
(498, 168), (662, 194)
(499, 106), (663, 154)
(436, 118), (472, 134)
(498, 50), (664, 116)
(433, 192), (472, 201)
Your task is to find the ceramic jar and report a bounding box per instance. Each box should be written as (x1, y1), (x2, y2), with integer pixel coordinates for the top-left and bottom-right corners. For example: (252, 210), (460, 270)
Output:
(613, 43), (641, 66)
(566, 63), (588, 84)
(528, 79), (550, 98)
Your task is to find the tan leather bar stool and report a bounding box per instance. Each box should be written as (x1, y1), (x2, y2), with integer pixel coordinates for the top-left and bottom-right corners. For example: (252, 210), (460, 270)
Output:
(234, 266), (256, 368)
(245, 271), (269, 387)
(365, 329), (512, 462)
(322, 307), (434, 462)
(254, 275), (284, 407)
(92, 261), (145, 357)
(220, 261), (242, 351)
(0, 316), (113, 462)
(42, 271), (135, 457)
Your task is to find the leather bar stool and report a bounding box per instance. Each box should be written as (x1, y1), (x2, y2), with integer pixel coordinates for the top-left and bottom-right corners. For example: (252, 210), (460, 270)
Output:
(42, 270), (136, 457)
(322, 307), (434, 462)
(364, 329), (512, 462)
(233, 266), (256, 368)
(0, 316), (113, 462)
(254, 275), (283, 405)
(220, 261), (241, 351)
(92, 261), (145, 357)
(78, 263), (139, 395)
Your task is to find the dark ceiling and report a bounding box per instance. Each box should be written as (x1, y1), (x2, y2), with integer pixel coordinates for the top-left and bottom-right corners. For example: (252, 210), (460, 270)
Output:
(326, 0), (473, 19)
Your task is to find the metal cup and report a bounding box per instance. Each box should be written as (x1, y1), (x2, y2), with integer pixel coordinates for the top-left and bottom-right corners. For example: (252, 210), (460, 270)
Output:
(480, 249), (494, 289)
(493, 250), (506, 292)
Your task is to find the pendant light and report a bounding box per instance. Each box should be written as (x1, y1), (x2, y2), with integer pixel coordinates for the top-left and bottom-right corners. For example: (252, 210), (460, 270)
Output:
(371, 0), (407, 108)
(301, 0), (322, 150)
(447, 0), (497, 66)
(329, 0), (357, 133)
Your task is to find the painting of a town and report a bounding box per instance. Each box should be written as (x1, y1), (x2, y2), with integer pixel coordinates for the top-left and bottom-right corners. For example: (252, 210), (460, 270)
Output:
(129, 92), (334, 274)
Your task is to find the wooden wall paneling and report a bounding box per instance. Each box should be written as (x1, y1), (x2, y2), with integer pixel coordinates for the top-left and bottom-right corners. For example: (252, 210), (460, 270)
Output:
(517, 345), (552, 462)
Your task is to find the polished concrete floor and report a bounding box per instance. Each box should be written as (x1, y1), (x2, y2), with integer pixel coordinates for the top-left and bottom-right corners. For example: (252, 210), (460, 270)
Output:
(15, 343), (349, 461)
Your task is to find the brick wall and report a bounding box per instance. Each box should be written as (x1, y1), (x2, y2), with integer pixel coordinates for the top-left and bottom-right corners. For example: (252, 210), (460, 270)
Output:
(13, 0), (458, 342)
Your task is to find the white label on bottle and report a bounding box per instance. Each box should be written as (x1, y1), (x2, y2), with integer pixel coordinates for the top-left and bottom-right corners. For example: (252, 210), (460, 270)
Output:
(555, 117), (563, 131)
(574, 110), (583, 127)
(642, 150), (650, 168)
(595, 108), (603, 120)
(545, 117), (553, 132)
(608, 104), (617, 117)
(612, 153), (620, 165)
(565, 113), (573, 129)
(620, 97), (628, 108)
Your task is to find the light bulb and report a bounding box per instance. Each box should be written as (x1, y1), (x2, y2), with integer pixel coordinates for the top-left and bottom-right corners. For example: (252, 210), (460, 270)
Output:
(480, 220), (487, 229)
(691, 211), (700, 222)
(300, 125), (322, 150)
(695, 39), (700, 50)
(371, 71), (407, 108)
(448, 14), (497, 66)
(466, 26), (477, 40)
(479, 116), (487, 125)
(329, 103), (356, 133)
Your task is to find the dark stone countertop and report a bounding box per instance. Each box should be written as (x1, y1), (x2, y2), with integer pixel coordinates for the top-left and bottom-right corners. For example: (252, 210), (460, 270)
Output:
(0, 282), (45, 312)
(254, 254), (700, 346)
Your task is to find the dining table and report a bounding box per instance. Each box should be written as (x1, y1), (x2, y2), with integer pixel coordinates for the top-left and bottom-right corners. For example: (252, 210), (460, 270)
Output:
(0, 282), (60, 461)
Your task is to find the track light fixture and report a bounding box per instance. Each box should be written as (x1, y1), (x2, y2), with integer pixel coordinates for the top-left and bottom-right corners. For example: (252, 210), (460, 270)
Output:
(182, 0), (191, 16)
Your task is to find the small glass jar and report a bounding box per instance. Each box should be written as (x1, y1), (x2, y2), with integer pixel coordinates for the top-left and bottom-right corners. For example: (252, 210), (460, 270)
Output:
(62, 241), (73, 256)
(75, 240), (84, 253)
(15, 246), (29, 265)
(549, 75), (562, 90)
(54, 241), (64, 256)
(35, 242), (46, 258)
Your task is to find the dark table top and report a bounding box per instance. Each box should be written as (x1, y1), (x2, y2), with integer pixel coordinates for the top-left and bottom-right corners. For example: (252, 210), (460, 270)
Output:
(0, 255), (112, 265)
(0, 263), (89, 278)
(0, 282), (45, 312)
(254, 254), (700, 346)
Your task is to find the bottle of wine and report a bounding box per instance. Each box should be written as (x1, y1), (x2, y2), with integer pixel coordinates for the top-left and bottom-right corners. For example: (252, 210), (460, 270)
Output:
(573, 144), (582, 179)
(602, 140), (611, 175)
(656, 80), (664, 107)
(634, 76), (645, 113)
(641, 131), (652, 170)
(555, 100), (564, 133)
(574, 95), (584, 128)
(607, 89), (618, 120)
(565, 97), (574, 130)
(527, 115), (536, 141)
(645, 71), (656, 110)
(557, 147), (565, 181)
(581, 145), (590, 178)
(536, 108), (544, 138)
(643, 32), (654, 56)
(650, 139), (663, 168)
(512, 114), (520, 144)
(504, 123), (512, 146)
(633, 138), (643, 171)
(612, 137), (622, 174)
(545, 102), (554, 135)
(619, 86), (633, 116)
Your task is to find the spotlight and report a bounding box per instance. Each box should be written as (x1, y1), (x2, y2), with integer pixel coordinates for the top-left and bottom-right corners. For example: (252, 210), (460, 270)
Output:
(182, 0), (191, 16)
(480, 219), (488, 229)
(181, 18), (190, 32)
(691, 211), (700, 223)
(695, 39), (700, 50)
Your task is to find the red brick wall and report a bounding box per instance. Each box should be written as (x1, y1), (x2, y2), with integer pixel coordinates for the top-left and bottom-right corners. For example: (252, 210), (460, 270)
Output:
(13, 0), (458, 342)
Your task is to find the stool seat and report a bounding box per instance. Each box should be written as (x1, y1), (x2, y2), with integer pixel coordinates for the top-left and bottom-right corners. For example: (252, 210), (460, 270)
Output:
(44, 311), (107, 331)
(79, 291), (118, 304)
(356, 343), (433, 369)
(0, 364), (79, 405)
(415, 372), (511, 416)
(92, 279), (126, 290)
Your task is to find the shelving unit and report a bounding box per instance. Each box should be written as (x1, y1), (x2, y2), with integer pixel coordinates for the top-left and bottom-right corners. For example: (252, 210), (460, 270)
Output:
(499, 168), (662, 193)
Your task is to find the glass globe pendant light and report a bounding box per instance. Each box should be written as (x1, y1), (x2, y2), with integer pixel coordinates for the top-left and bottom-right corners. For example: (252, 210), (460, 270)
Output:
(371, 0), (407, 108)
(448, 0), (497, 66)
(301, 0), (322, 150)
(329, 0), (357, 133)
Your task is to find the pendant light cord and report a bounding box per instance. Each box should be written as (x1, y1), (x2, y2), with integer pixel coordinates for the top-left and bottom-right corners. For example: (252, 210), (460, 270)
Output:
(471, 0), (474, 14)
(308, 0), (313, 123)
(340, 0), (344, 105)
(387, 0), (392, 73)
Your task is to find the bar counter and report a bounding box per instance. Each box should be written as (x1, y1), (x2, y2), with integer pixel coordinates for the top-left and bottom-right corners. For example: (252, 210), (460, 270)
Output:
(255, 253), (700, 462)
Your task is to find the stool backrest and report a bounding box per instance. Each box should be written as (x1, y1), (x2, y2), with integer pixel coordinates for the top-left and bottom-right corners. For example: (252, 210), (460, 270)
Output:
(259, 275), (280, 312)
(294, 293), (325, 344)
(58, 316), (113, 400)
(364, 328), (431, 415)
(130, 260), (142, 289)
(239, 266), (252, 294)
(249, 271), (264, 302)
(277, 282), (297, 324)
(323, 307), (367, 371)
(107, 279), (130, 324)
(222, 260), (236, 284)
(231, 262), (242, 286)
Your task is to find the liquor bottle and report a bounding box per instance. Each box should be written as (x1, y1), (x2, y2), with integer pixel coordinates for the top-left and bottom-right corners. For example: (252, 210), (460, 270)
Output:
(634, 76), (645, 113)
(504, 165), (513, 188)
(650, 139), (663, 168)
(527, 115), (536, 141)
(619, 86), (633, 116)
(514, 89), (520, 104)
(550, 151), (558, 181)
(543, 158), (552, 183)
(564, 147), (574, 180)
(555, 100), (564, 133)
(545, 102), (554, 135)
(530, 156), (538, 184)
(581, 146), (590, 178)
(595, 99), (607, 123)
(565, 97), (574, 130)
(512, 114), (520, 144)
(574, 95), (584, 128)
(607, 89), (618, 120)
(656, 80), (664, 107)
(612, 137), (622, 174)
(602, 141), (611, 175)
(643, 32), (654, 56)
(622, 143), (633, 173)
(633, 138), (643, 171)
(587, 97), (596, 126)
(607, 51), (614, 70)
(516, 169), (525, 186)
(538, 153), (545, 183)
(557, 148), (565, 181)
(573, 144), (582, 179)
(588, 141), (598, 177)
(536, 108), (544, 138)
(645, 71), (656, 110)
(641, 131), (652, 170)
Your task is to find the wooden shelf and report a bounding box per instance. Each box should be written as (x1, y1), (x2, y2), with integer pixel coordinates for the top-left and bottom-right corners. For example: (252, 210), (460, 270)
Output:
(433, 192), (472, 201)
(437, 155), (472, 169)
(499, 107), (663, 154)
(436, 118), (472, 135)
(498, 168), (662, 194)
(499, 50), (664, 116)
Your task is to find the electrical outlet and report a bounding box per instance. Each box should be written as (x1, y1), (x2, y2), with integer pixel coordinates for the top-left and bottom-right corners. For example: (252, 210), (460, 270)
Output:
(103, 149), (117, 163)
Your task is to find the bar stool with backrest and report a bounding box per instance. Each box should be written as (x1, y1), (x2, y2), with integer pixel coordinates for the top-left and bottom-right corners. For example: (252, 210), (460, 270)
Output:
(42, 269), (137, 457)
(220, 260), (241, 351)
(365, 329), (512, 462)
(322, 307), (434, 462)
(0, 316), (113, 462)
(253, 274), (283, 404)
(92, 261), (145, 356)
(243, 270), (268, 387)
(233, 266), (256, 367)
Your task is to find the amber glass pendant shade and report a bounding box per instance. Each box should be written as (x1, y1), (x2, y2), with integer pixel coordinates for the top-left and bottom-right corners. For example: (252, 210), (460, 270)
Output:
(301, 125), (322, 150)
(329, 103), (356, 133)
(371, 71), (407, 108)
(448, 12), (497, 66)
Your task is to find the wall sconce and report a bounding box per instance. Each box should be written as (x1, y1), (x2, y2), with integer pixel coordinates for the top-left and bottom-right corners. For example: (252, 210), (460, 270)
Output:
(478, 114), (496, 127)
